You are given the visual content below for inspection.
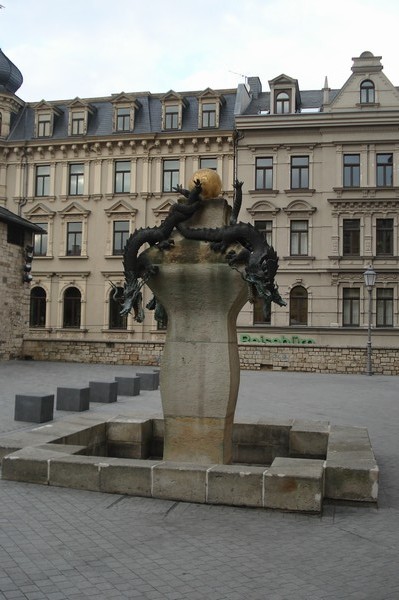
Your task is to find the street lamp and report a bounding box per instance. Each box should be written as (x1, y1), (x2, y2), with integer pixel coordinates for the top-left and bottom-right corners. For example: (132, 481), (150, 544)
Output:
(363, 266), (377, 376)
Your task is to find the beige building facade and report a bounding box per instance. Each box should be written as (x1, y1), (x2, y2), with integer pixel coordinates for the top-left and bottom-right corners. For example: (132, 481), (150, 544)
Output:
(235, 51), (399, 350)
(0, 49), (398, 370)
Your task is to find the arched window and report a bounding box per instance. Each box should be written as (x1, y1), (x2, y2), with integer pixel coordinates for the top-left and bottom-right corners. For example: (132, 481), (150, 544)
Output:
(109, 287), (127, 330)
(276, 91), (290, 114)
(30, 286), (46, 327)
(253, 297), (271, 324)
(360, 80), (375, 104)
(290, 286), (308, 325)
(63, 286), (81, 328)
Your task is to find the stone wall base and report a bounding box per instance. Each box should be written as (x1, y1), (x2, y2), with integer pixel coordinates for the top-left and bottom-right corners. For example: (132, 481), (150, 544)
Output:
(19, 338), (399, 375)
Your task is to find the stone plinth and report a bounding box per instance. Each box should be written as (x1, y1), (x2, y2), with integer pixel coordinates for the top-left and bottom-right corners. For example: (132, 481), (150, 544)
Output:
(145, 199), (247, 464)
(14, 394), (54, 423)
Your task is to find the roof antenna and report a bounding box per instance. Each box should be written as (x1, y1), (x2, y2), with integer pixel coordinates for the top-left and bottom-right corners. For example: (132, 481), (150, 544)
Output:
(229, 70), (248, 85)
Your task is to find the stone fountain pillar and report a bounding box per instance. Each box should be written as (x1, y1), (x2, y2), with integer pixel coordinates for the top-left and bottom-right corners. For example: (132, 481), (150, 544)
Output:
(146, 198), (247, 464)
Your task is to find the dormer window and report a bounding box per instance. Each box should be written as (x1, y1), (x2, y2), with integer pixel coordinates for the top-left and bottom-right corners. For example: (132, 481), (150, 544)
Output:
(201, 103), (216, 128)
(161, 91), (187, 131)
(33, 101), (62, 138)
(165, 105), (179, 129)
(38, 114), (51, 137)
(360, 79), (375, 104)
(67, 98), (94, 136)
(276, 91), (290, 114)
(198, 89), (224, 129)
(71, 111), (84, 135)
(112, 94), (141, 133)
(116, 107), (130, 131)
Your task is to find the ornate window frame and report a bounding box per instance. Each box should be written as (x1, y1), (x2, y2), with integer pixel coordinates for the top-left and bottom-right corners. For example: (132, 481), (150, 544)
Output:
(67, 98), (95, 137)
(104, 199), (137, 257)
(23, 203), (56, 259)
(198, 88), (224, 129)
(111, 93), (141, 133)
(161, 91), (187, 131)
(33, 100), (62, 138)
(58, 201), (91, 258)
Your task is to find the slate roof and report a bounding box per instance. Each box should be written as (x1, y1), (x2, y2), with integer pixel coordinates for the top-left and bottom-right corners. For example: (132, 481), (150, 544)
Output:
(242, 89), (341, 115)
(0, 48), (23, 94)
(0, 207), (45, 232)
(7, 90), (238, 141)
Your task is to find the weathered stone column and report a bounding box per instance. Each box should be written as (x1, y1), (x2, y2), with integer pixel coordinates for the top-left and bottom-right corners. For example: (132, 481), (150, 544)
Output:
(146, 199), (247, 464)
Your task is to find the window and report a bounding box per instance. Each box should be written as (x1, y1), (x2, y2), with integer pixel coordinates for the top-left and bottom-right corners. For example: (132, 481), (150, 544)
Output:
(33, 222), (48, 256)
(157, 312), (168, 330)
(7, 224), (24, 246)
(255, 158), (273, 190)
(343, 219), (360, 256)
(200, 157), (217, 170)
(69, 163), (84, 196)
(291, 156), (309, 189)
(71, 111), (84, 135)
(343, 154), (360, 187)
(376, 153), (393, 187)
(254, 220), (272, 246)
(35, 165), (50, 196)
(63, 286), (81, 328)
(290, 220), (308, 256)
(109, 287), (127, 329)
(38, 114), (51, 137)
(66, 222), (82, 256)
(165, 105), (179, 130)
(113, 220), (129, 255)
(163, 159), (179, 192)
(116, 107), (130, 132)
(376, 288), (393, 327)
(343, 288), (360, 326)
(276, 91), (290, 114)
(114, 160), (131, 194)
(30, 287), (46, 327)
(360, 80), (375, 104)
(290, 286), (308, 325)
(253, 297), (271, 324)
(201, 103), (216, 128)
(376, 218), (393, 256)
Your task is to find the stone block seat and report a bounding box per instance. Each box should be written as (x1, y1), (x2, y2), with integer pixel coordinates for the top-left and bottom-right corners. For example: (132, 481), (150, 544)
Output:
(14, 394), (54, 423)
(114, 377), (140, 396)
(89, 381), (118, 403)
(56, 387), (90, 412)
(264, 457), (325, 513)
(136, 372), (159, 391)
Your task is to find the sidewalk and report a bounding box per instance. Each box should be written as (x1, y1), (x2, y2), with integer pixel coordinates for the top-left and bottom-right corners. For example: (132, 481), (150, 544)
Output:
(0, 361), (398, 600)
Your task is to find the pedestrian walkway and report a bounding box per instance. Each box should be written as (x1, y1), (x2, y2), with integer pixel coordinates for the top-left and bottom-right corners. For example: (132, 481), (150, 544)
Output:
(0, 361), (398, 600)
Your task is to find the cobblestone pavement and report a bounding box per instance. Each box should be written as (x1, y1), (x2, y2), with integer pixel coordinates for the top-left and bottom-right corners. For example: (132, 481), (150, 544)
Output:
(0, 361), (398, 600)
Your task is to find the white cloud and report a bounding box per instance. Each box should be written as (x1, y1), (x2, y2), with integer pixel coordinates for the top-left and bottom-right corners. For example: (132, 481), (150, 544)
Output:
(2, 0), (399, 101)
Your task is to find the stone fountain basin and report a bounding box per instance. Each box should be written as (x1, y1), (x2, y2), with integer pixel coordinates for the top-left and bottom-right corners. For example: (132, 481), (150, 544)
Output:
(0, 417), (378, 514)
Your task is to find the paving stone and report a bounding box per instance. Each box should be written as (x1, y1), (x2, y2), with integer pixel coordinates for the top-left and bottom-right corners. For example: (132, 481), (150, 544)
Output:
(0, 363), (398, 600)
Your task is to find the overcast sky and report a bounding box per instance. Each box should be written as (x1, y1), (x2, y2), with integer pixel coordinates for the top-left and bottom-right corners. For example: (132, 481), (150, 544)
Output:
(1, 0), (399, 102)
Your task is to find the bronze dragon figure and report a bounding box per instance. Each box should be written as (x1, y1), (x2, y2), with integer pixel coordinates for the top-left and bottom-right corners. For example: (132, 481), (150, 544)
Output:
(119, 179), (286, 323)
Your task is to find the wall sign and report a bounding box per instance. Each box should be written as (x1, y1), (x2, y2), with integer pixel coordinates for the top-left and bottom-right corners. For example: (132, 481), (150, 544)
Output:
(239, 334), (316, 345)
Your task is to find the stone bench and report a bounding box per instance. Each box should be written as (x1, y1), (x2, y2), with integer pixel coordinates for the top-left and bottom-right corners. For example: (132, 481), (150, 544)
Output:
(264, 457), (325, 513)
(14, 394), (54, 423)
(289, 419), (330, 459)
(136, 372), (159, 390)
(89, 381), (118, 403)
(325, 425), (378, 502)
(115, 376), (140, 396)
(56, 387), (90, 412)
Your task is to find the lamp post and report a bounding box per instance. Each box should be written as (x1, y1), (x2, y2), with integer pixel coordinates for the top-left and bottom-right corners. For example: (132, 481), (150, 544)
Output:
(363, 266), (377, 376)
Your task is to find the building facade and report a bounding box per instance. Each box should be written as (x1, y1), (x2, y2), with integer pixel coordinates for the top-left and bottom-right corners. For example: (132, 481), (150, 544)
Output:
(0, 206), (43, 359)
(0, 49), (398, 370)
(235, 51), (399, 351)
